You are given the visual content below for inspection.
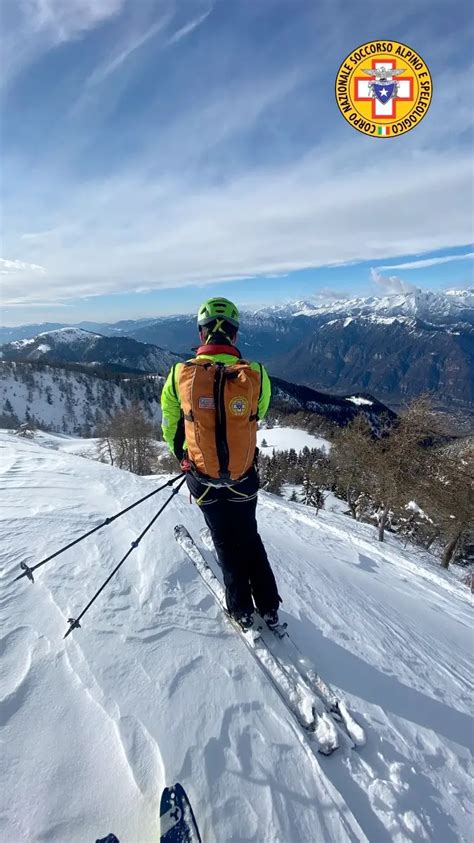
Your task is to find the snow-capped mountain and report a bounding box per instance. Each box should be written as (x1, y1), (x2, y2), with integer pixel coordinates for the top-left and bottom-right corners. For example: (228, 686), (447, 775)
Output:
(255, 288), (474, 325)
(1, 289), (472, 411)
(0, 322), (67, 345)
(3, 288), (472, 344)
(271, 316), (473, 412)
(251, 290), (474, 410)
(0, 432), (471, 841)
(0, 357), (394, 436)
(0, 327), (182, 374)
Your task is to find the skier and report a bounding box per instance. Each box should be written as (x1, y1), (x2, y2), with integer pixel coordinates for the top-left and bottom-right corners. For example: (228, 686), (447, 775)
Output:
(161, 297), (281, 631)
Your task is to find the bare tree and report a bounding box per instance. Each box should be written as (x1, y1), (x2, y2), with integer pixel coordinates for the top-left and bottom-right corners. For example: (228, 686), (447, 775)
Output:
(423, 444), (473, 568)
(367, 397), (443, 542)
(331, 415), (374, 518)
(98, 404), (159, 475)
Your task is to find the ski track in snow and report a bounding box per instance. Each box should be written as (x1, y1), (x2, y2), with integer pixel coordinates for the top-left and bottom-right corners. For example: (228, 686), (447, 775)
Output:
(0, 432), (472, 842)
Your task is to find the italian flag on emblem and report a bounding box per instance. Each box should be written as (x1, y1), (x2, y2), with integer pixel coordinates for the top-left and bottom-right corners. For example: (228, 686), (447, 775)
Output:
(377, 125), (391, 136)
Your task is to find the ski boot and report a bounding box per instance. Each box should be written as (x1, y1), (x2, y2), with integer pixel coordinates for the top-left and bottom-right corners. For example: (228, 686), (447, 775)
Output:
(262, 609), (280, 630)
(262, 609), (287, 638)
(232, 611), (255, 632)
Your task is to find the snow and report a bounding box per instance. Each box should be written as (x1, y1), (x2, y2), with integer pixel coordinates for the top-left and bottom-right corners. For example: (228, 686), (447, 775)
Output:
(444, 288), (474, 304)
(256, 288), (474, 325)
(346, 396), (374, 406)
(406, 500), (429, 519)
(368, 315), (407, 325)
(0, 432), (472, 842)
(12, 337), (36, 348)
(37, 327), (103, 344)
(257, 426), (331, 453)
(0, 362), (161, 435)
(324, 491), (349, 514)
(32, 431), (100, 458)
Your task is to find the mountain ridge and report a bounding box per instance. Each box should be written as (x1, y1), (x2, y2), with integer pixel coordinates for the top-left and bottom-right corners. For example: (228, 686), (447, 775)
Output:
(1, 289), (472, 411)
(0, 327), (183, 374)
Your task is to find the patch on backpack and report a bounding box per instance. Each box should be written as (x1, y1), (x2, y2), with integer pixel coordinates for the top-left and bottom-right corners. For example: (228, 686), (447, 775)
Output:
(229, 396), (249, 416)
(199, 396), (215, 409)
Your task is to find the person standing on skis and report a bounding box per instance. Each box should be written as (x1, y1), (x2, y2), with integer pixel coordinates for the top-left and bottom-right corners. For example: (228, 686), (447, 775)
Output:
(161, 297), (281, 631)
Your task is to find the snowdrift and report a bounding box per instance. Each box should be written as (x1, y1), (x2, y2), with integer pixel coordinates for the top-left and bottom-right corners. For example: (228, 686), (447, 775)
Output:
(0, 432), (472, 842)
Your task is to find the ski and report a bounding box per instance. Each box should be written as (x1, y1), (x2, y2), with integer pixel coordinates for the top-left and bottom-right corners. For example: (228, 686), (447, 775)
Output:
(200, 527), (366, 747)
(175, 525), (338, 755)
(160, 782), (202, 843)
(261, 624), (366, 747)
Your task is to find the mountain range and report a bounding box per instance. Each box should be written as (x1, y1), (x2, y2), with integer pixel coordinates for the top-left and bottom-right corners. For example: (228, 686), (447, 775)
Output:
(0, 358), (394, 437)
(0, 327), (182, 374)
(1, 289), (473, 412)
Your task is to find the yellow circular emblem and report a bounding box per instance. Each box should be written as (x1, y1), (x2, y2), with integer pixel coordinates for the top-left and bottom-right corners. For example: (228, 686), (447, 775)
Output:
(335, 40), (432, 137)
(229, 396), (249, 416)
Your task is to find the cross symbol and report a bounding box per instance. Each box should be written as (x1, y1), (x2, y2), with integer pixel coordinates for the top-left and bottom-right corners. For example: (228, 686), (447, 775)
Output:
(354, 59), (414, 119)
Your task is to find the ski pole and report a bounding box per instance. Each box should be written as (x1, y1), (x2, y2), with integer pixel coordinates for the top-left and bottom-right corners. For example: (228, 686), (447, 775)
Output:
(64, 474), (187, 638)
(15, 472), (185, 583)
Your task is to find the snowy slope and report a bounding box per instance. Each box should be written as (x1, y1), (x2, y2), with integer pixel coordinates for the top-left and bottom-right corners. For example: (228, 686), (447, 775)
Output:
(29, 431), (101, 459)
(0, 433), (472, 843)
(257, 426), (331, 453)
(0, 361), (162, 435)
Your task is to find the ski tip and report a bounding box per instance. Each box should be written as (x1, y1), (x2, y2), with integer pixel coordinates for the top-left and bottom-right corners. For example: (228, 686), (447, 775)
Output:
(349, 729), (367, 748)
(160, 781), (202, 843)
(336, 701), (367, 747)
(318, 744), (339, 756)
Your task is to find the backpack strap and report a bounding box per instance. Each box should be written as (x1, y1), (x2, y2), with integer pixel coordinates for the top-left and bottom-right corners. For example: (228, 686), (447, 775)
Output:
(171, 363), (178, 400)
(249, 362), (263, 421)
(257, 363), (263, 403)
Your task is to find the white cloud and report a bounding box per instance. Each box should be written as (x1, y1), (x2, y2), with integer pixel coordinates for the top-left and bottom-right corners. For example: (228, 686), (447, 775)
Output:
(166, 5), (213, 46)
(2, 300), (71, 309)
(2, 1), (474, 315)
(3, 143), (473, 306)
(378, 252), (474, 271)
(312, 288), (349, 302)
(1, 0), (125, 90)
(84, 13), (172, 89)
(30, 0), (124, 43)
(0, 258), (46, 275)
(82, 2), (213, 91)
(370, 268), (418, 295)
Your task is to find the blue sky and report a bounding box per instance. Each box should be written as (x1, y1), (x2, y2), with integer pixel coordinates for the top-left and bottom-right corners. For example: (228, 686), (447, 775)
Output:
(1, 0), (473, 326)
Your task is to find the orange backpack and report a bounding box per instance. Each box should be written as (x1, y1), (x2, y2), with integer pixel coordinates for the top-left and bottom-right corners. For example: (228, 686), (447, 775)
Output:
(178, 359), (262, 483)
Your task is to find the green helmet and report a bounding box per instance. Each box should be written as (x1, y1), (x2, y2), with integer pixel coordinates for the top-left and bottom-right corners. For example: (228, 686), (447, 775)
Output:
(197, 297), (240, 329)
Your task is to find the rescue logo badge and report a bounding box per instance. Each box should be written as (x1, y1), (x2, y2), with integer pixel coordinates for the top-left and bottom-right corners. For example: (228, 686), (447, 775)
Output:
(229, 396), (249, 416)
(335, 40), (432, 137)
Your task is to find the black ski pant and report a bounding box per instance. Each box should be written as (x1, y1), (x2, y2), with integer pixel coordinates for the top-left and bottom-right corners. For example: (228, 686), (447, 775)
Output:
(186, 468), (280, 617)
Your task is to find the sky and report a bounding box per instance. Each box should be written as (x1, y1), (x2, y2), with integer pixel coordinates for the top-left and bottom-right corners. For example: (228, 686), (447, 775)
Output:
(1, 0), (473, 326)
